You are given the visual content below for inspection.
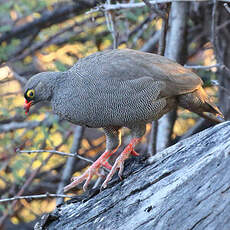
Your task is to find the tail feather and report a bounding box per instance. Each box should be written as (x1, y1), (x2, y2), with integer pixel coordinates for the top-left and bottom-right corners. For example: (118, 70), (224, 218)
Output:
(178, 86), (224, 123)
(205, 99), (223, 118)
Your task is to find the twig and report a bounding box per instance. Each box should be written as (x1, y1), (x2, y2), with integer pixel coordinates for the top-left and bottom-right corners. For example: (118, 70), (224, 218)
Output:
(211, 80), (230, 97)
(0, 153), (53, 227)
(184, 64), (222, 69)
(140, 30), (160, 52)
(224, 3), (230, 14)
(105, 0), (118, 49)
(130, 13), (158, 48)
(142, 0), (166, 18)
(148, 6), (168, 156)
(211, 0), (223, 65)
(9, 18), (103, 62)
(0, 193), (73, 203)
(0, 116), (55, 133)
(18, 149), (93, 163)
(0, 1), (97, 44)
(11, 71), (27, 85)
(9, 29), (39, 60)
(87, 1), (230, 14)
(0, 91), (22, 97)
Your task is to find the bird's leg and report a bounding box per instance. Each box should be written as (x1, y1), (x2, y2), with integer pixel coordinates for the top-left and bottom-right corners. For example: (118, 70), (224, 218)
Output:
(64, 148), (117, 192)
(64, 127), (121, 192)
(101, 137), (141, 188)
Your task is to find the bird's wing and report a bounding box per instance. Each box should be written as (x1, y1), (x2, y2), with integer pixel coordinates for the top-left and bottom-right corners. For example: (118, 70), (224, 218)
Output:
(70, 49), (202, 97)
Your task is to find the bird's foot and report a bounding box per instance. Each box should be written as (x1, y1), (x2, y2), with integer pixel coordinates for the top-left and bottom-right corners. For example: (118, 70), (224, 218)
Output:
(101, 138), (141, 189)
(64, 150), (115, 192)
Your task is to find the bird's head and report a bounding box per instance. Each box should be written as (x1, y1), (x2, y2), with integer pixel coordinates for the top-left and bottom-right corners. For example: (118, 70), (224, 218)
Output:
(24, 72), (58, 114)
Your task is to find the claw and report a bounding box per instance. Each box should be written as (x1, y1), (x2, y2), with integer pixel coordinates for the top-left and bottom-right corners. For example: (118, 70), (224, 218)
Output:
(101, 137), (141, 189)
(101, 154), (125, 189)
(83, 173), (93, 191)
(130, 150), (139, 156)
(118, 163), (124, 180)
(64, 149), (117, 192)
(102, 161), (112, 170)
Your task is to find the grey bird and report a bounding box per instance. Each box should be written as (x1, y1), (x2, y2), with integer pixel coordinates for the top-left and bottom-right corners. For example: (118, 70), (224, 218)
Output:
(24, 49), (223, 192)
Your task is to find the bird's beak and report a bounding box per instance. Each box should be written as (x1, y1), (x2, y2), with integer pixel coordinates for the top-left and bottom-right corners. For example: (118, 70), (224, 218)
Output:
(24, 99), (33, 115)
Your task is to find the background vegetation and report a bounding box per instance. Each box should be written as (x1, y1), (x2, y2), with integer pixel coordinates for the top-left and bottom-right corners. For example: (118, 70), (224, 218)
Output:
(0, 0), (229, 229)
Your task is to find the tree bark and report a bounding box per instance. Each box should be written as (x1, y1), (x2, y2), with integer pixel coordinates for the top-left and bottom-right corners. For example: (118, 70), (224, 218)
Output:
(35, 121), (230, 230)
(216, 4), (230, 120)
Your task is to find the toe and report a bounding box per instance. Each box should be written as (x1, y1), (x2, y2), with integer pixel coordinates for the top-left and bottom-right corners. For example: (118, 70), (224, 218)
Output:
(118, 162), (124, 180)
(130, 150), (139, 156)
(83, 173), (93, 191)
(64, 175), (86, 192)
(102, 161), (112, 170)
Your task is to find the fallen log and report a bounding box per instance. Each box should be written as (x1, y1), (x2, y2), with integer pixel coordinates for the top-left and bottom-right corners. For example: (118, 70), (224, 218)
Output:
(35, 121), (230, 230)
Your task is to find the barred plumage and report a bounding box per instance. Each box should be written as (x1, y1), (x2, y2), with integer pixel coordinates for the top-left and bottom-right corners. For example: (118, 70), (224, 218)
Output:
(24, 49), (223, 192)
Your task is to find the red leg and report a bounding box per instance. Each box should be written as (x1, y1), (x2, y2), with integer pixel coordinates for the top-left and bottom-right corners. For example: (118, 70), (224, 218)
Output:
(64, 148), (117, 192)
(101, 137), (141, 188)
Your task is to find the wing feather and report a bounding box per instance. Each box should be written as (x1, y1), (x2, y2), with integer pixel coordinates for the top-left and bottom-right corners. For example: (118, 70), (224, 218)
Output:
(69, 49), (202, 97)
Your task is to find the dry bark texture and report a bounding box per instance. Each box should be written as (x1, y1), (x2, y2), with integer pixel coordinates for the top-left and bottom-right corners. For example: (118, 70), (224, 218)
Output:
(36, 121), (230, 230)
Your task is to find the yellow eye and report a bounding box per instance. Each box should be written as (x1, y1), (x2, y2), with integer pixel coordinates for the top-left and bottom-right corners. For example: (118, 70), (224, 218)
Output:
(27, 89), (35, 99)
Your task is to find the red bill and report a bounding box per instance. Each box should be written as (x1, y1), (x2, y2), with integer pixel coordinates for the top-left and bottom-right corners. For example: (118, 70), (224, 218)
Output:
(24, 100), (33, 115)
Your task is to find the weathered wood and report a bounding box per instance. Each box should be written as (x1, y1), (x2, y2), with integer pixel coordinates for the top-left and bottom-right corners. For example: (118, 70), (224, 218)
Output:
(36, 122), (230, 230)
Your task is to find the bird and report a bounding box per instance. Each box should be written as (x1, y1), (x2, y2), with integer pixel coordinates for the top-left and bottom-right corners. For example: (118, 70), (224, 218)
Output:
(23, 49), (223, 192)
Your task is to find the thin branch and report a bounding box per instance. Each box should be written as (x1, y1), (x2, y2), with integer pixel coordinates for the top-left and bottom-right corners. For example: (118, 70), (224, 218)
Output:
(140, 30), (160, 52)
(18, 149), (93, 163)
(211, 80), (230, 97)
(11, 71), (27, 85)
(87, 1), (230, 14)
(0, 1), (97, 43)
(105, 0), (118, 49)
(8, 18), (103, 62)
(9, 29), (39, 60)
(0, 116), (55, 133)
(211, 0), (223, 65)
(184, 64), (223, 69)
(224, 3), (230, 14)
(148, 7), (168, 156)
(56, 126), (84, 205)
(0, 193), (73, 203)
(142, 0), (166, 18)
(0, 153), (53, 227)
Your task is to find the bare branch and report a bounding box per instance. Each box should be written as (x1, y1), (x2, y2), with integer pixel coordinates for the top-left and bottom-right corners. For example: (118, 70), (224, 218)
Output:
(0, 193), (73, 203)
(56, 126), (85, 205)
(0, 121), (41, 133)
(18, 149), (93, 164)
(184, 64), (222, 69)
(0, 0), (98, 44)
(0, 115), (56, 133)
(156, 1), (189, 152)
(142, 0), (166, 18)
(148, 7), (168, 156)
(87, 1), (230, 14)
(224, 3), (230, 14)
(0, 153), (53, 227)
(140, 30), (160, 52)
(8, 18), (103, 62)
(11, 71), (27, 85)
(105, 0), (118, 49)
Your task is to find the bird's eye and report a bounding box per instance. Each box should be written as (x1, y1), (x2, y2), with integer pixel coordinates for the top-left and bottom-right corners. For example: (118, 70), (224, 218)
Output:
(27, 89), (35, 99)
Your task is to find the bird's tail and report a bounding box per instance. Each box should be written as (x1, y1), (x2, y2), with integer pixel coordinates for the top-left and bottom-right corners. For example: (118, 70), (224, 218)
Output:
(178, 86), (224, 124)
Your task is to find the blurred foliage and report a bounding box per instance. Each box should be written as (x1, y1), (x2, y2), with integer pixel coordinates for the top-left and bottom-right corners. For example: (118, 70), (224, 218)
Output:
(0, 0), (221, 229)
